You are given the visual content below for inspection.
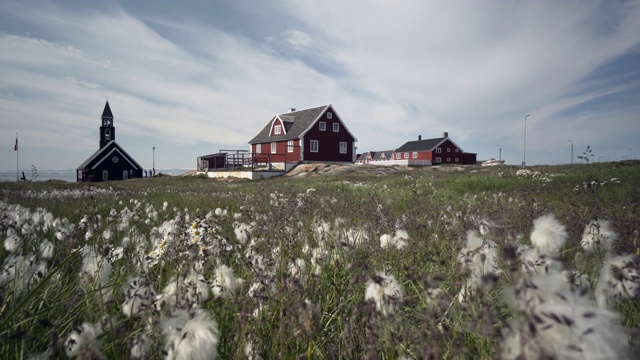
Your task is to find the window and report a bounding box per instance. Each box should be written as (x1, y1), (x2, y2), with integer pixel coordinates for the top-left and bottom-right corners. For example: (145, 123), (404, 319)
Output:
(447, 158), (451, 162)
(288, 140), (294, 153)
(412, 152), (418, 159)
(339, 142), (347, 154)
(396, 153), (401, 159)
(102, 170), (108, 181)
(435, 148), (442, 153)
(271, 142), (277, 154)
(256, 144), (261, 153)
(274, 125), (281, 135)
(123, 170), (128, 180)
(455, 158), (459, 162)
(404, 152), (409, 159)
(105, 129), (111, 141)
(310, 140), (319, 152)
(455, 149), (460, 153)
(319, 122), (326, 131)
(333, 123), (339, 132)
(327, 112), (333, 119)
(435, 157), (442, 163)
(447, 148), (451, 152)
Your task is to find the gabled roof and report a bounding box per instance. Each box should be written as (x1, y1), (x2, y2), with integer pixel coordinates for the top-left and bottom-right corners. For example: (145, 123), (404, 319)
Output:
(102, 101), (113, 119)
(396, 137), (446, 152)
(77, 141), (142, 170)
(249, 105), (328, 144)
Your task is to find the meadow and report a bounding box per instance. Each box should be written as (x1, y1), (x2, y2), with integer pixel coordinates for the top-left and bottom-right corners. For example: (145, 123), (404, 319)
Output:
(1, 162), (639, 359)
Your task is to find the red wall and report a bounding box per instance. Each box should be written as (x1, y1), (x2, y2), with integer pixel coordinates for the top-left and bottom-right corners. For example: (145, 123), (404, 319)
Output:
(302, 109), (355, 162)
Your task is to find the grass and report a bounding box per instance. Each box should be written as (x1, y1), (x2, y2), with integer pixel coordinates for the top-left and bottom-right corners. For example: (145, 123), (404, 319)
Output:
(1, 161), (639, 358)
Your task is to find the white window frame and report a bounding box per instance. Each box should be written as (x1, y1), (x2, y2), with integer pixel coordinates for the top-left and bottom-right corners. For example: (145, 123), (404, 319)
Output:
(339, 141), (347, 154)
(455, 149), (460, 153)
(327, 112), (333, 119)
(310, 140), (319, 153)
(412, 152), (418, 159)
(396, 153), (401, 159)
(319, 122), (326, 131)
(435, 157), (442, 163)
(256, 143), (261, 153)
(123, 170), (128, 180)
(455, 158), (459, 162)
(404, 152), (409, 159)
(105, 128), (111, 141)
(274, 125), (281, 135)
(447, 158), (451, 162)
(435, 148), (442, 153)
(333, 123), (339, 132)
(271, 142), (276, 154)
(287, 140), (294, 153)
(447, 148), (451, 152)
(102, 170), (108, 180)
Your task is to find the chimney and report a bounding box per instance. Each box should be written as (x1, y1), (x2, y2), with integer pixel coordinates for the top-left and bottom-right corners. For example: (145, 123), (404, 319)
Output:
(289, 108), (296, 113)
(418, 135), (422, 141)
(442, 131), (448, 138)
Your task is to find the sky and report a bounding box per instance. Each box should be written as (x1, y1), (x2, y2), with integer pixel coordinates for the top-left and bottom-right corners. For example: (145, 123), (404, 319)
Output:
(1, 0), (640, 172)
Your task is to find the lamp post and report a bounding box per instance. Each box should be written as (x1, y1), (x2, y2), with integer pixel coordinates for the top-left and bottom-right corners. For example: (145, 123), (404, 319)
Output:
(497, 144), (501, 161)
(152, 146), (156, 177)
(568, 140), (573, 164)
(524, 114), (530, 167)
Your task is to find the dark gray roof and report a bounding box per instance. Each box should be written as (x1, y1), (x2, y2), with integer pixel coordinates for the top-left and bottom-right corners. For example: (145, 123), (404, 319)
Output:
(102, 101), (113, 118)
(372, 150), (393, 160)
(198, 152), (227, 159)
(77, 141), (142, 170)
(249, 105), (328, 144)
(396, 137), (446, 152)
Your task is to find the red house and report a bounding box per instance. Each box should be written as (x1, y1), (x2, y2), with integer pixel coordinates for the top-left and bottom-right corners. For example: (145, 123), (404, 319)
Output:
(249, 104), (358, 165)
(394, 132), (476, 165)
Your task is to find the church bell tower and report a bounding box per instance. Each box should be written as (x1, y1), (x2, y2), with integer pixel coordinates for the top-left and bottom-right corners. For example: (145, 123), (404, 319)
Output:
(99, 101), (115, 148)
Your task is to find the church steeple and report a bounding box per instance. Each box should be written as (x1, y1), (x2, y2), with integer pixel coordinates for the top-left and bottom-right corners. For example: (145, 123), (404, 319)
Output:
(99, 101), (115, 148)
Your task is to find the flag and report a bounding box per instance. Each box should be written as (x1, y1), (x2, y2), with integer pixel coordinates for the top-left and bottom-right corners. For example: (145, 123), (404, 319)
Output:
(14, 136), (18, 151)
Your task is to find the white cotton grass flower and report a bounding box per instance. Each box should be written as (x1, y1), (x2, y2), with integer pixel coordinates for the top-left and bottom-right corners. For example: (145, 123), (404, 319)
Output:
(4, 229), (20, 252)
(122, 277), (158, 318)
(288, 258), (307, 280)
(162, 308), (220, 360)
(243, 340), (263, 360)
(530, 214), (567, 255)
(64, 322), (103, 359)
(595, 254), (640, 309)
(520, 246), (563, 275)
(130, 333), (150, 359)
(580, 219), (618, 252)
(364, 270), (404, 316)
(0, 254), (47, 295)
(38, 239), (54, 259)
(211, 264), (241, 299)
(80, 245), (112, 288)
(380, 229), (409, 250)
(234, 222), (253, 244)
(502, 273), (631, 359)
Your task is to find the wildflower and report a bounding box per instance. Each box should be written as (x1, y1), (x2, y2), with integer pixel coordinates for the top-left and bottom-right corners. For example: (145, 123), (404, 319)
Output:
(502, 273), (630, 359)
(288, 258), (307, 280)
(210, 264), (241, 299)
(365, 270), (404, 316)
(520, 246), (563, 275)
(296, 299), (321, 338)
(64, 322), (104, 359)
(80, 245), (112, 288)
(530, 214), (567, 254)
(595, 254), (640, 309)
(243, 340), (263, 360)
(162, 308), (220, 360)
(4, 229), (20, 252)
(380, 229), (409, 250)
(38, 239), (54, 259)
(581, 219), (618, 252)
(122, 277), (158, 318)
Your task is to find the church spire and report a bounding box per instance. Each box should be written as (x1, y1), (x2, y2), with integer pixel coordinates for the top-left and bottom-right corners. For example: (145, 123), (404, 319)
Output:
(102, 100), (114, 119)
(99, 101), (115, 148)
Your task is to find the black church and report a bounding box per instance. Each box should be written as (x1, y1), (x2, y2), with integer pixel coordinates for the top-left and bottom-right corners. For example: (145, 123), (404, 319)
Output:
(77, 101), (143, 182)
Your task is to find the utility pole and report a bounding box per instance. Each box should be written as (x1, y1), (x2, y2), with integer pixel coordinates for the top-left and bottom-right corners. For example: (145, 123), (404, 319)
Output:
(568, 140), (573, 164)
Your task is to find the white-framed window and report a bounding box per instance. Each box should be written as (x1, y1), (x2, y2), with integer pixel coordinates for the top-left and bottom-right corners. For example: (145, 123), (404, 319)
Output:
(435, 148), (442, 153)
(319, 122), (326, 131)
(447, 158), (451, 162)
(256, 143), (261, 153)
(412, 152), (418, 159)
(123, 170), (128, 180)
(271, 142), (276, 154)
(339, 141), (347, 154)
(455, 149), (460, 153)
(288, 140), (294, 153)
(327, 112), (333, 119)
(435, 157), (441, 163)
(274, 125), (281, 135)
(455, 158), (459, 162)
(105, 129), (111, 141)
(310, 140), (319, 153)
(447, 148), (451, 152)
(102, 170), (108, 180)
(396, 153), (401, 159)
(333, 123), (339, 132)
(404, 152), (409, 159)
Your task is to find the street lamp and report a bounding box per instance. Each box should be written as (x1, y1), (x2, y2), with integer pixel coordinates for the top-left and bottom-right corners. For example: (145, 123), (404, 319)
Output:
(568, 140), (573, 164)
(524, 114), (530, 167)
(152, 146), (156, 176)
(497, 144), (501, 161)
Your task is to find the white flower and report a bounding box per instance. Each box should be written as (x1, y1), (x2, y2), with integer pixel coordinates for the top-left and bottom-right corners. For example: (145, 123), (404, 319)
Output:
(581, 219), (618, 252)
(595, 254), (640, 309)
(122, 277), (158, 318)
(38, 239), (54, 259)
(288, 258), (306, 280)
(520, 246), (563, 275)
(64, 322), (103, 358)
(365, 271), (404, 316)
(130, 333), (150, 359)
(162, 308), (219, 360)
(4, 230), (20, 252)
(211, 265), (240, 299)
(530, 214), (567, 254)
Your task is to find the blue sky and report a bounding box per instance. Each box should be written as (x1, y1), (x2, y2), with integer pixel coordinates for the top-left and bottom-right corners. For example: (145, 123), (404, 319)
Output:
(1, 0), (639, 171)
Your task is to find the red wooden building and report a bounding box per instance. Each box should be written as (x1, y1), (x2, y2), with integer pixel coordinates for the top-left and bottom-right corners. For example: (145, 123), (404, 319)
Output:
(248, 104), (358, 164)
(394, 132), (476, 165)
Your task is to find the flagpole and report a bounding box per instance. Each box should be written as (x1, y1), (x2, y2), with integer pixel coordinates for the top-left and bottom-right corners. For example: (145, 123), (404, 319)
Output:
(15, 132), (19, 182)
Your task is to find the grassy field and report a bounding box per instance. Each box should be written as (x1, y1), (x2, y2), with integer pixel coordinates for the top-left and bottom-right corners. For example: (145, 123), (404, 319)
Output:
(1, 162), (639, 359)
